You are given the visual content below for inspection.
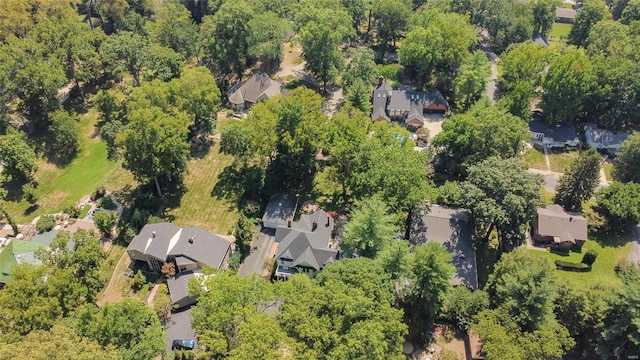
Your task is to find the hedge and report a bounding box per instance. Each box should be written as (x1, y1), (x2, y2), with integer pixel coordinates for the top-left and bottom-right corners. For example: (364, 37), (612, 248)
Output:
(555, 260), (591, 272)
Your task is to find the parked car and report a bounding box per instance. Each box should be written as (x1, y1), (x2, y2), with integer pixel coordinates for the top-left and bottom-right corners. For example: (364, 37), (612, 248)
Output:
(171, 339), (195, 351)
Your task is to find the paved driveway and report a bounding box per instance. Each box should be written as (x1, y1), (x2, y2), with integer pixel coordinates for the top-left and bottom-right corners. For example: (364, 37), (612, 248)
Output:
(238, 227), (276, 278)
(164, 307), (196, 353)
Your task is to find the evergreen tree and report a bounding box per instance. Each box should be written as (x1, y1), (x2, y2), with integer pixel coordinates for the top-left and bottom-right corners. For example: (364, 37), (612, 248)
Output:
(554, 148), (602, 211)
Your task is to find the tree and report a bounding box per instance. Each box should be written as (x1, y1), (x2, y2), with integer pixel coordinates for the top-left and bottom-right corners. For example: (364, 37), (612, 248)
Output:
(342, 196), (398, 258)
(100, 31), (150, 86)
(569, 0), (610, 48)
(116, 107), (190, 196)
(459, 157), (544, 249)
(375, 239), (412, 280)
(234, 212), (254, 253)
(621, 0), (640, 24)
(93, 210), (117, 237)
(0, 130), (38, 181)
(300, 20), (345, 91)
(169, 66), (222, 135)
(146, 0), (198, 58)
(0, 324), (120, 360)
(454, 50), (492, 110)
(341, 0), (368, 34)
(486, 250), (557, 331)
(22, 183), (38, 205)
(554, 148), (602, 211)
(499, 41), (552, 92)
(613, 133), (640, 183)
(153, 283), (173, 323)
(200, 1), (254, 79)
(541, 50), (595, 124)
(345, 78), (373, 114)
(75, 299), (165, 360)
(442, 287), (489, 331)
(433, 103), (529, 174)
(49, 109), (80, 160)
(220, 123), (254, 163)
(594, 181), (640, 234)
(342, 47), (378, 90)
(144, 45), (184, 82)
(248, 12), (292, 72)
(482, 0), (534, 53)
(229, 313), (301, 360)
(372, 0), (411, 47)
(529, 0), (560, 35)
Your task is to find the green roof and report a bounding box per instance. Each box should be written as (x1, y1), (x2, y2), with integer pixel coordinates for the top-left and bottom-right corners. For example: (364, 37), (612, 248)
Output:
(0, 239), (46, 282)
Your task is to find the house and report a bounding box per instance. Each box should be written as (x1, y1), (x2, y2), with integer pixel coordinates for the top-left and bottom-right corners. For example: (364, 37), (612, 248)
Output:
(126, 223), (232, 308)
(370, 77), (448, 126)
(556, 7), (577, 23)
(584, 123), (631, 154)
(409, 206), (478, 290)
(0, 238), (47, 283)
(531, 204), (587, 251)
(273, 209), (338, 280)
(227, 73), (287, 111)
(529, 116), (580, 148)
(262, 193), (298, 230)
(532, 31), (550, 48)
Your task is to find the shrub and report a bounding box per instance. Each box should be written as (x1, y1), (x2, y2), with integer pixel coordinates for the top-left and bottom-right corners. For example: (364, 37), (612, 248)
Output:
(36, 215), (56, 233)
(581, 250), (598, 266)
(63, 205), (80, 218)
(555, 260), (591, 272)
(229, 251), (241, 272)
(376, 64), (402, 86)
(94, 211), (117, 236)
(91, 185), (106, 201)
(98, 196), (117, 210)
(132, 270), (147, 291)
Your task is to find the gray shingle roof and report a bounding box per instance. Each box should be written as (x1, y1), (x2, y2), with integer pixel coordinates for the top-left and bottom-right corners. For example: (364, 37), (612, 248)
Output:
(227, 73), (286, 105)
(372, 82), (392, 121)
(167, 271), (197, 305)
(424, 88), (449, 108)
(128, 222), (181, 261)
(262, 193), (298, 227)
(584, 123), (631, 148)
(536, 204), (587, 243)
(275, 209), (338, 271)
(532, 32), (549, 48)
(529, 118), (579, 143)
(409, 206), (478, 290)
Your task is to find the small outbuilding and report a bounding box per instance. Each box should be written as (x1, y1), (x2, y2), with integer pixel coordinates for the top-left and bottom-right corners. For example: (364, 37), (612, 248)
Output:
(262, 193), (298, 230)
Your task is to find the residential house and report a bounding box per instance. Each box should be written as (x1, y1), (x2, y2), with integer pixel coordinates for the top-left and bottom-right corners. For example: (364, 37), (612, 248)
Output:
(584, 123), (631, 154)
(262, 193), (298, 230)
(532, 31), (550, 48)
(0, 238), (47, 283)
(409, 206), (478, 290)
(370, 77), (448, 127)
(273, 209), (338, 280)
(227, 73), (287, 111)
(531, 204), (587, 251)
(529, 116), (580, 148)
(126, 223), (232, 308)
(556, 7), (577, 23)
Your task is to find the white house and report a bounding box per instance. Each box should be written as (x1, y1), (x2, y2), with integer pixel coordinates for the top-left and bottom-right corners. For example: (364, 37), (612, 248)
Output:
(529, 117), (580, 148)
(584, 123), (631, 154)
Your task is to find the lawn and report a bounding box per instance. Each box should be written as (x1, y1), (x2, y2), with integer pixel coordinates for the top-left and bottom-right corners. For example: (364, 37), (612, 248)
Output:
(540, 186), (554, 205)
(524, 147), (547, 170)
(164, 117), (239, 235)
(527, 233), (632, 290)
(2, 108), (135, 224)
(97, 243), (149, 306)
(547, 151), (578, 173)
(549, 23), (572, 41)
(603, 162), (614, 182)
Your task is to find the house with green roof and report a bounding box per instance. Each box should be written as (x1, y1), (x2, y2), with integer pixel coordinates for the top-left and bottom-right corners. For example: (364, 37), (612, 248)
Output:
(0, 238), (46, 283)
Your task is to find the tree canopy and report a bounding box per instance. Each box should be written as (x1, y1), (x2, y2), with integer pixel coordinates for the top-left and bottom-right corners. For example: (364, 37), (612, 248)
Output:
(554, 148), (602, 211)
(613, 133), (640, 183)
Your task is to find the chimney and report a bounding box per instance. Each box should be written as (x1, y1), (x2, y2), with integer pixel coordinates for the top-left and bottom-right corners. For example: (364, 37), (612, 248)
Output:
(151, 231), (156, 238)
(188, 236), (195, 244)
(569, 217), (573, 222)
(326, 216), (330, 227)
(378, 76), (384, 86)
(312, 221), (318, 231)
(287, 219), (292, 228)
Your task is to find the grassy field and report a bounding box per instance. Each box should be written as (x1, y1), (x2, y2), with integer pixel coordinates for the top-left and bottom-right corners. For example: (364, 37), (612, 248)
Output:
(527, 233), (632, 290)
(2, 109), (135, 224)
(164, 117), (239, 235)
(547, 151), (578, 172)
(603, 162), (614, 182)
(549, 23), (572, 40)
(524, 147), (547, 170)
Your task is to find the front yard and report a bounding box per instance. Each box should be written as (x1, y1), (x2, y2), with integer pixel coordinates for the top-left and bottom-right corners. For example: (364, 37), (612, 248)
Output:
(524, 147), (579, 173)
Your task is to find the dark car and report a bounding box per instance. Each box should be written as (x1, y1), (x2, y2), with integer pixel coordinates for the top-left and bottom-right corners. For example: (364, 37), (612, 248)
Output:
(171, 339), (195, 351)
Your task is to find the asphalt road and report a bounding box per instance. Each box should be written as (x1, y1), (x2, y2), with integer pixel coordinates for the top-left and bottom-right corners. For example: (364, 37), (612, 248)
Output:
(238, 227), (275, 278)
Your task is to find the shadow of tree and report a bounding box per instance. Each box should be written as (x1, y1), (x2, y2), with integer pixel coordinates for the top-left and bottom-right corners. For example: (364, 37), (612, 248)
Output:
(212, 164), (265, 211)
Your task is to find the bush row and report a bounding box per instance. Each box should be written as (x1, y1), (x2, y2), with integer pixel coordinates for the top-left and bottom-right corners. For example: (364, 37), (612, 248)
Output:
(555, 260), (591, 272)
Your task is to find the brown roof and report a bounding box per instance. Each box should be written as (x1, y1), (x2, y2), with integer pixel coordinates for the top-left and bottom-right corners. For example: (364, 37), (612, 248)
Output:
(536, 204), (587, 242)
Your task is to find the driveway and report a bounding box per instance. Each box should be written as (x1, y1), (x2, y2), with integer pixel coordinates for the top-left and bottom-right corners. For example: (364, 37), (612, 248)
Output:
(164, 307), (196, 353)
(238, 227), (276, 278)
(528, 168), (561, 193)
(628, 226), (640, 264)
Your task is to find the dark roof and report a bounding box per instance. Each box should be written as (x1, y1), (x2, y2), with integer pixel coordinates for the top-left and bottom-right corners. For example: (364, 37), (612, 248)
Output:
(424, 88), (449, 108)
(536, 204), (587, 243)
(275, 209), (338, 271)
(388, 90), (412, 111)
(409, 206), (478, 290)
(262, 193), (298, 226)
(584, 123), (631, 148)
(528, 117), (579, 143)
(127, 223), (231, 268)
(167, 271), (197, 305)
(532, 32), (549, 48)
(372, 82), (392, 121)
(227, 73), (286, 105)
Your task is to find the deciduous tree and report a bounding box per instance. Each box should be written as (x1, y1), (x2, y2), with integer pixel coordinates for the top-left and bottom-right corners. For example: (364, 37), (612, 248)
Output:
(342, 196), (398, 258)
(248, 12), (292, 72)
(49, 110), (80, 160)
(594, 181), (640, 234)
(529, 0), (561, 35)
(100, 31), (150, 86)
(0, 130), (38, 181)
(569, 0), (610, 48)
(372, 0), (411, 47)
(454, 50), (492, 110)
(300, 19), (345, 91)
(613, 133), (640, 183)
(146, 0), (198, 58)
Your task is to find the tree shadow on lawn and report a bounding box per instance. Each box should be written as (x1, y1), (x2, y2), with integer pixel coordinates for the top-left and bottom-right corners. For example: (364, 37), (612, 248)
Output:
(211, 164), (264, 211)
(589, 230), (633, 249)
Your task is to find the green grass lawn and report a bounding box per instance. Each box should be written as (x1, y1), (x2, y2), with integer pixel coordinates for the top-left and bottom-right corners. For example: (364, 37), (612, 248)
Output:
(549, 23), (572, 41)
(2, 109), (135, 224)
(547, 150), (578, 173)
(603, 162), (614, 182)
(524, 147), (547, 170)
(540, 186), (554, 205)
(527, 233), (632, 290)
